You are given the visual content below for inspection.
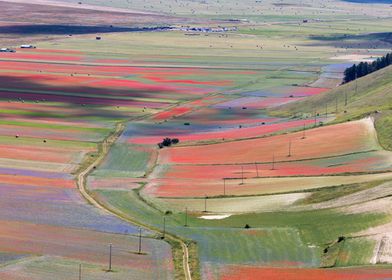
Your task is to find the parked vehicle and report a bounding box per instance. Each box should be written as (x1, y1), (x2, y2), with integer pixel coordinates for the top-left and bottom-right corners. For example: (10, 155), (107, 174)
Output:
(0, 48), (16, 53)
(20, 45), (36, 49)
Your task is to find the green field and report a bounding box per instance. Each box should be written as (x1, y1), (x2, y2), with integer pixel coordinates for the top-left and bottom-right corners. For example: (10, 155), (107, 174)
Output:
(93, 144), (153, 177)
(91, 186), (390, 274)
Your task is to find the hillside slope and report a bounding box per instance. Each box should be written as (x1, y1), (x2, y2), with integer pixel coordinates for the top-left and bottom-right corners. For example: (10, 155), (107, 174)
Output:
(270, 65), (392, 149)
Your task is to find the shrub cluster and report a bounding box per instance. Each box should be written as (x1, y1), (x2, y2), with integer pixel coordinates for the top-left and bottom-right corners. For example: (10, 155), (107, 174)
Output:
(157, 137), (180, 148)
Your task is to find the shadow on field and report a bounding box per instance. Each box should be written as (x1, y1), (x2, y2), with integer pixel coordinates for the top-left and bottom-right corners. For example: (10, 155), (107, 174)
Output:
(0, 76), (172, 119)
(307, 32), (392, 49)
(342, 0), (392, 3)
(0, 25), (172, 35)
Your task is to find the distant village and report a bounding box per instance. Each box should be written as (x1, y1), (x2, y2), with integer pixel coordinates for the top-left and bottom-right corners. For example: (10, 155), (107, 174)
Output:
(178, 26), (238, 34)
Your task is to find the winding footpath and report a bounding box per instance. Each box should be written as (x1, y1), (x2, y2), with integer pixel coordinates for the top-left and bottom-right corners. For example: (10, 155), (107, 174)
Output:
(76, 122), (192, 280)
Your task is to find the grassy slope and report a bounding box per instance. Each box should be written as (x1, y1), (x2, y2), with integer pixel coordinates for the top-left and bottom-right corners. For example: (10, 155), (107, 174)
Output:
(335, 238), (376, 267)
(263, 67), (392, 266)
(93, 188), (390, 269)
(94, 189), (320, 266)
(321, 237), (376, 267)
(192, 210), (390, 247)
(270, 65), (392, 150)
(376, 111), (392, 150)
(296, 181), (384, 205)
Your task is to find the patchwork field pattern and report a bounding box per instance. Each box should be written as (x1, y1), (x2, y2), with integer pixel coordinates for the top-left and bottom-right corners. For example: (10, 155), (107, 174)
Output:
(1, 3), (392, 278)
(148, 119), (392, 198)
(0, 48), (244, 278)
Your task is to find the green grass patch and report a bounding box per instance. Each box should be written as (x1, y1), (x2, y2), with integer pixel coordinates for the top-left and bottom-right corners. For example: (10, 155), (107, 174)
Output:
(296, 181), (383, 205)
(335, 237), (375, 267)
(0, 119), (110, 134)
(0, 135), (97, 149)
(93, 189), (319, 267)
(321, 239), (344, 268)
(193, 209), (391, 246)
(0, 108), (67, 118)
(93, 189), (168, 226)
(321, 236), (375, 267)
(92, 188), (389, 269)
(181, 227), (319, 266)
(93, 144), (152, 178)
(375, 112), (392, 150)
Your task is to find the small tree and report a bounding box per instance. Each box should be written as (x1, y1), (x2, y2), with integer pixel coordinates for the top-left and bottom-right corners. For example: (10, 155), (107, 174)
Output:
(162, 138), (172, 147)
(337, 236), (345, 243)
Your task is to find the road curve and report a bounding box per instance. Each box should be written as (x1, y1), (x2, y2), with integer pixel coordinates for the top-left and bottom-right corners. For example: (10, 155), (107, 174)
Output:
(76, 122), (192, 280)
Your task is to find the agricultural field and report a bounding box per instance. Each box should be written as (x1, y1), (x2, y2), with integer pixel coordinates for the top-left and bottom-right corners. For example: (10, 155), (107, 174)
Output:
(1, 0), (392, 279)
(214, 266), (392, 280)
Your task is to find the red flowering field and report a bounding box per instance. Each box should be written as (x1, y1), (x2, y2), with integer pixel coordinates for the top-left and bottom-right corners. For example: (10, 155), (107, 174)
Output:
(159, 119), (378, 165)
(147, 118), (391, 198)
(217, 266), (392, 280)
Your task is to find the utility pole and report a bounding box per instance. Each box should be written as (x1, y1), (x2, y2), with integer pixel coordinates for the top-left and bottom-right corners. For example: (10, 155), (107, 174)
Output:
(138, 228), (142, 254)
(325, 103), (328, 118)
(302, 123), (306, 139)
(255, 162), (259, 177)
(288, 139), (292, 157)
(204, 195), (207, 212)
(108, 243), (112, 272)
(345, 87), (348, 106)
(223, 178), (226, 196)
(314, 111), (317, 127)
(184, 207), (188, 227)
(79, 264), (82, 280)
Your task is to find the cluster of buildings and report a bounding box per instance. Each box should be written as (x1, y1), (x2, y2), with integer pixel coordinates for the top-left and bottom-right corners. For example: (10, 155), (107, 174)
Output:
(178, 26), (237, 33)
